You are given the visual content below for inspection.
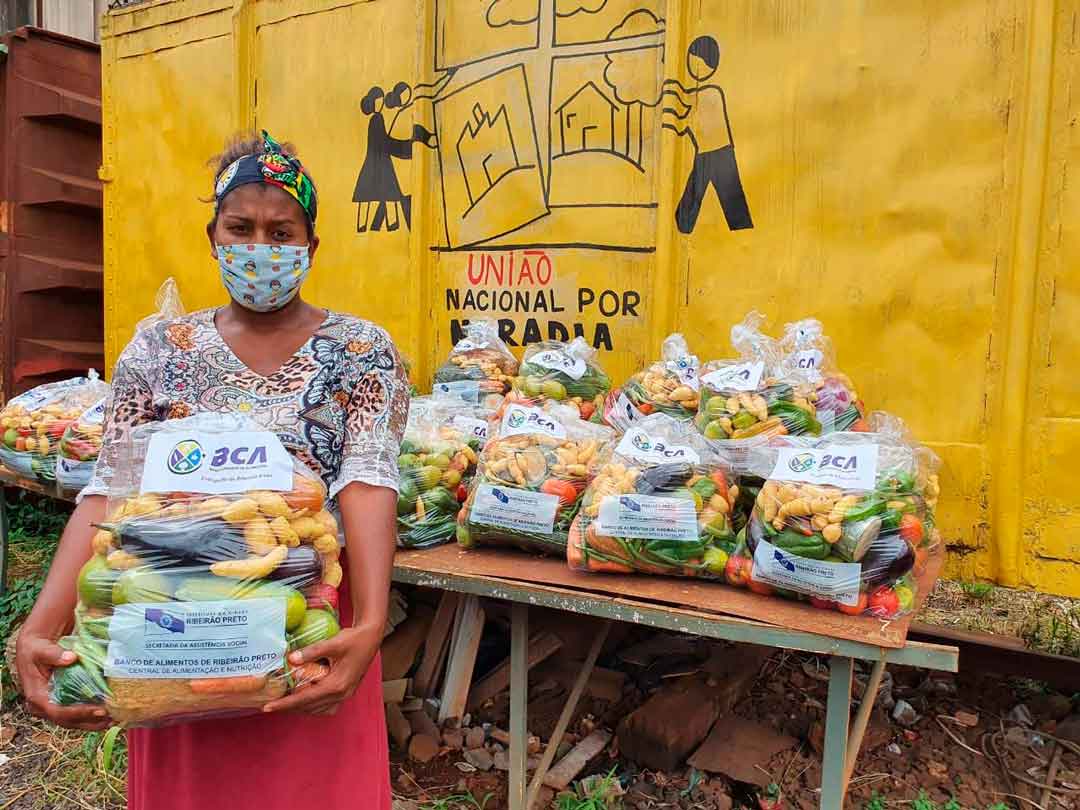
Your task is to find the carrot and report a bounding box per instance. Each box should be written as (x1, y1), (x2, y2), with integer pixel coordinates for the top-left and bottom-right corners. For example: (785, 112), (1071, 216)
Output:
(289, 661), (330, 688)
(637, 402), (655, 415)
(188, 674), (267, 694)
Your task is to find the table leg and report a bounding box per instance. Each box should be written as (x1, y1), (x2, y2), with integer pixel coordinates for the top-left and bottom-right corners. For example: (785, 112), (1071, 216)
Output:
(820, 656), (854, 810)
(842, 658), (886, 790)
(0, 487), (9, 596)
(509, 602), (529, 810)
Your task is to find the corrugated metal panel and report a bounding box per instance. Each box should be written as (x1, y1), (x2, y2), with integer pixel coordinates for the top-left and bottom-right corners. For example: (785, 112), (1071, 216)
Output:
(0, 26), (103, 402)
(99, 0), (1080, 597)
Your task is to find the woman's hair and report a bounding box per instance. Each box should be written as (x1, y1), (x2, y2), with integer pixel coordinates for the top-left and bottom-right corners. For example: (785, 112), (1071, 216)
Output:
(361, 86), (384, 115)
(386, 81), (411, 109)
(206, 133), (316, 238)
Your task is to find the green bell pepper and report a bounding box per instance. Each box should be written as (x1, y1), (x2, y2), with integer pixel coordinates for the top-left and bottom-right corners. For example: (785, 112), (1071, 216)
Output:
(772, 529), (830, 560)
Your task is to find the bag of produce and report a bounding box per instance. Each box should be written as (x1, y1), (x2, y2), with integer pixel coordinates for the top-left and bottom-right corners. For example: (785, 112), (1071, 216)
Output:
(725, 417), (940, 618)
(49, 413), (344, 727)
(568, 414), (739, 578)
(0, 371), (110, 486)
(457, 402), (612, 556)
(775, 318), (867, 434)
(604, 333), (700, 430)
(397, 397), (491, 549)
(694, 312), (820, 444)
(55, 395), (110, 496)
(433, 320), (519, 403)
(511, 337), (611, 422)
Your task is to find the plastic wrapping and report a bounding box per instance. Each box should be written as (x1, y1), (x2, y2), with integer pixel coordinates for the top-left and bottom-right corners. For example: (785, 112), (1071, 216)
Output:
(775, 318), (867, 434)
(724, 416), (940, 617)
(604, 333), (700, 430)
(568, 414), (739, 578)
(695, 313), (821, 452)
(55, 396), (109, 495)
(458, 402), (613, 556)
(0, 371), (110, 486)
(433, 320), (519, 402)
(511, 338), (611, 423)
(49, 413), (343, 727)
(397, 397), (491, 549)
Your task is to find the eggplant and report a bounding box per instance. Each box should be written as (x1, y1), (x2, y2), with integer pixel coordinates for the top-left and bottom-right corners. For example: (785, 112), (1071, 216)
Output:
(633, 463), (694, 496)
(106, 516), (246, 567)
(265, 545), (323, 589)
(859, 532), (915, 590)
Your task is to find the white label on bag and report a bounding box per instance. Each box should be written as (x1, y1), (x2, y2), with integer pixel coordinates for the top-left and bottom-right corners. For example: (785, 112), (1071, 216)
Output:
(105, 598), (287, 679)
(596, 494), (698, 541)
(140, 430), (293, 495)
(454, 339), (482, 352)
(752, 539), (861, 606)
(434, 380), (481, 404)
(616, 427), (701, 465)
(614, 392), (643, 428)
(701, 361), (765, 392)
(791, 349), (824, 380)
(500, 404), (567, 439)
(665, 357), (701, 391)
(770, 444), (878, 490)
(81, 398), (108, 425)
(10, 377), (86, 411)
(56, 456), (95, 490)
(530, 350), (587, 380)
(470, 483), (559, 534)
(452, 415), (489, 442)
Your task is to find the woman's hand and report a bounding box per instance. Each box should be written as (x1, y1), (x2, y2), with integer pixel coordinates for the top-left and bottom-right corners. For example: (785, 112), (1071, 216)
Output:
(16, 631), (111, 731)
(262, 621), (383, 716)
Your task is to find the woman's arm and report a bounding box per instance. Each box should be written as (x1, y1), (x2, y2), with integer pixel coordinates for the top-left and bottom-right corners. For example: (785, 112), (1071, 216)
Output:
(15, 495), (111, 730)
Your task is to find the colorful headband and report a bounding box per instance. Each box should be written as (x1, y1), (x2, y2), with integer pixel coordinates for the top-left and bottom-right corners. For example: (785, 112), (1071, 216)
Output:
(214, 130), (318, 224)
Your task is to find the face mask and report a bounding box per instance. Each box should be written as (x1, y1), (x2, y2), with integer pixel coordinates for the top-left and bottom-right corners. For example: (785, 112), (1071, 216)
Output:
(217, 243), (311, 312)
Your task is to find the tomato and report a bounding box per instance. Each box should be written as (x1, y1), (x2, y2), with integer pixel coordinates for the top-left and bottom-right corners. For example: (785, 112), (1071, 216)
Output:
(540, 478), (578, 508)
(456, 483), (468, 502)
(809, 597), (837, 611)
(747, 578), (774, 596)
(899, 514), (925, 544)
(578, 401), (596, 420)
(837, 593), (869, 616)
(709, 470), (730, 504)
(849, 418), (871, 432)
(725, 554), (751, 587)
(637, 402), (655, 415)
(867, 587), (901, 618)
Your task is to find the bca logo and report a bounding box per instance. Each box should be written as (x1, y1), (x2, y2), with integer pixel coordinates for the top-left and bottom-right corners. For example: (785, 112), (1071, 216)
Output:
(168, 439), (204, 475)
(210, 445), (268, 467)
(788, 452), (815, 474)
(631, 433), (652, 452)
(507, 409), (526, 428)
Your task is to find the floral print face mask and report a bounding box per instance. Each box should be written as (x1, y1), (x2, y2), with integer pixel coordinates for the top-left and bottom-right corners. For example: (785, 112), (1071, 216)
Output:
(217, 243), (311, 312)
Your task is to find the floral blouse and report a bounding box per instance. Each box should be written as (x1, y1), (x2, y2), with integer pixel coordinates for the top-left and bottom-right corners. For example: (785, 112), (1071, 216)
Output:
(84, 308), (410, 501)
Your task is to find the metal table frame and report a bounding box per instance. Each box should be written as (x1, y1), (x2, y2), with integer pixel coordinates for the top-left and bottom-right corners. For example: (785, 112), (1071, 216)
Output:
(394, 565), (958, 810)
(0, 480), (958, 809)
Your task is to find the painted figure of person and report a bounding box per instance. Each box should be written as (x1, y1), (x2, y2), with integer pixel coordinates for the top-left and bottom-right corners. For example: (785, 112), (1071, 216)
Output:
(662, 36), (753, 234)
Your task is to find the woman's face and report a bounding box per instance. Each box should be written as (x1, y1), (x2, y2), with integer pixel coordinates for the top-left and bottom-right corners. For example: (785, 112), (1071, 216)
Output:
(208, 183), (319, 259)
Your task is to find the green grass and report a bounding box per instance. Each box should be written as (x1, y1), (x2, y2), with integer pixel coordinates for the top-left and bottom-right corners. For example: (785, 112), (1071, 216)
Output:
(556, 769), (622, 810)
(864, 791), (1012, 810)
(420, 794), (492, 810)
(959, 581), (994, 600)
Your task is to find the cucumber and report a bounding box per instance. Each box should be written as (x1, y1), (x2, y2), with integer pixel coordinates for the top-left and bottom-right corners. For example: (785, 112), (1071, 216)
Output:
(833, 516), (882, 562)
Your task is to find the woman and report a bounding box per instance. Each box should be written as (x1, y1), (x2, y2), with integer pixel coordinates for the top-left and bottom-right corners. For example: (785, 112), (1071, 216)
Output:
(15, 132), (407, 810)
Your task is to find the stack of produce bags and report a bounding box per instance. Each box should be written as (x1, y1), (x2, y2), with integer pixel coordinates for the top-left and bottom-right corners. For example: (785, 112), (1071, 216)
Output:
(508, 337), (611, 423)
(433, 320), (517, 407)
(568, 414), (738, 578)
(397, 396), (491, 549)
(50, 414), (343, 726)
(0, 372), (110, 487)
(457, 402), (612, 555)
(604, 333), (700, 429)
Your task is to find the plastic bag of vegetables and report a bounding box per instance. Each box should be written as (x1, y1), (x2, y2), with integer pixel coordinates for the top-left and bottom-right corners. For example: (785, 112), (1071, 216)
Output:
(775, 318), (867, 434)
(604, 334), (700, 430)
(397, 397), (491, 549)
(695, 312), (821, 453)
(457, 402), (613, 556)
(55, 395), (109, 496)
(0, 371), (110, 486)
(510, 337), (611, 422)
(568, 414), (739, 578)
(433, 320), (519, 402)
(723, 417), (940, 618)
(49, 413), (344, 727)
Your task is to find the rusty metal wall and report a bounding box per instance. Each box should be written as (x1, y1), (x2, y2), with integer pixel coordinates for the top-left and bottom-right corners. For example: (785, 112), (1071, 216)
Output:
(0, 27), (104, 403)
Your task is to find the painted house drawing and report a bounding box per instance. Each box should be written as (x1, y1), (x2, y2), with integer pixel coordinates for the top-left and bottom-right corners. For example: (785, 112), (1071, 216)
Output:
(554, 80), (644, 170)
(456, 102), (524, 210)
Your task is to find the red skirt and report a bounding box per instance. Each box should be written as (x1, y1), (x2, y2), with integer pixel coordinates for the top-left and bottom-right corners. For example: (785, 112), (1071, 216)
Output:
(127, 560), (390, 810)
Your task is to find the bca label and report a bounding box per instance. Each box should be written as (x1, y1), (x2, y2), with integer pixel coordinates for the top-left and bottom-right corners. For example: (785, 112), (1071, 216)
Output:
(530, 350), (587, 380)
(701, 361), (765, 392)
(452, 415), (489, 442)
(770, 444), (878, 490)
(141, 430), (293, 494)
(500, 404), (567, 439)
(616, 428), (701, 466)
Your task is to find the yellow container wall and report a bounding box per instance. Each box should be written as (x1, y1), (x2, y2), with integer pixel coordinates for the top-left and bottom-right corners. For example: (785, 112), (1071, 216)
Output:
(100, 0), (1079, 596)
